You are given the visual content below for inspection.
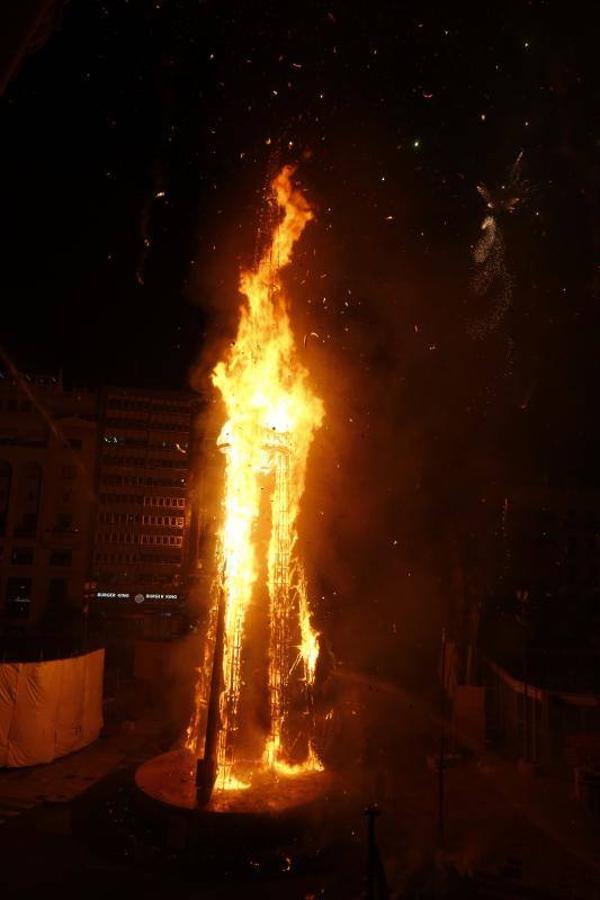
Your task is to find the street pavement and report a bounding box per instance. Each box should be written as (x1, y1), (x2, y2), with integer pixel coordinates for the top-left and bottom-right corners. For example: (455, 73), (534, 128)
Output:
(0, 674), (599, 898)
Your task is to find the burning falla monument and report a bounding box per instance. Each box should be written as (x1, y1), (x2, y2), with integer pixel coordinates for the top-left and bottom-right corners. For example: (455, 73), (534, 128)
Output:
(137, 167), (327, 814)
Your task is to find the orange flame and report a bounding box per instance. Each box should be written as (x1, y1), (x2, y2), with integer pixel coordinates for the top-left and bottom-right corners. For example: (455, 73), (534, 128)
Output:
(202, 165), (324, 787)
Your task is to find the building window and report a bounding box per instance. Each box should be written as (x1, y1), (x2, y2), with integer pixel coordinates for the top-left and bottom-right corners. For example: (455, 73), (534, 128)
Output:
(5, 577), (31, 618)
(50, 549), (72, 566)
(11, 546), (34, 565)
(54, 512), (73, 532)
(48, 578), (68, 605)
(13, 461), (42, 537)
(0, 460), (12, 536)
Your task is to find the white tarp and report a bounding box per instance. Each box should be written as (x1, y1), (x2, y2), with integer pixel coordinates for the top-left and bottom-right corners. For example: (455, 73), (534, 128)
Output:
(0, 649), (104, 767)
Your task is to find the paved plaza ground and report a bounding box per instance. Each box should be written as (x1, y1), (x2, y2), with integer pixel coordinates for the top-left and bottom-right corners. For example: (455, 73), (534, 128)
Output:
(1, 675), (599, 898)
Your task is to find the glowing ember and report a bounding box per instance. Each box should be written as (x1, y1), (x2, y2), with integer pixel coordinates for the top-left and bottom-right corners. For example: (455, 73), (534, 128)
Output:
(189, 165), (324, 791)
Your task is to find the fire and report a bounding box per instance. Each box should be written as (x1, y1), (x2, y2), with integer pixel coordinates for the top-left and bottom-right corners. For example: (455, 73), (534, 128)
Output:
(193, 165), (324, 789)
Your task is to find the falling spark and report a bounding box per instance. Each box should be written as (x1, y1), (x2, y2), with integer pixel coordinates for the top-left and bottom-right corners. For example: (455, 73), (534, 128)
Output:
(470, 152), (528, 343)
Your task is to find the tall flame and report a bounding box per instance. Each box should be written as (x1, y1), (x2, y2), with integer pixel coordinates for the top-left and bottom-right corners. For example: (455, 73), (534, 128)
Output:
(207, 165), (324, 785)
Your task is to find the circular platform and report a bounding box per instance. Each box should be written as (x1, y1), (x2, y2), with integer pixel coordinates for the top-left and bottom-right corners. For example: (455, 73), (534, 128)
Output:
(135, 748), (330, 817)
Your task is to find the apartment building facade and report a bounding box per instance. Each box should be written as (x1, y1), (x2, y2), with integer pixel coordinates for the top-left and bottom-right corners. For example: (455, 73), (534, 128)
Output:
(1, 374), (204, 639)
(0, 374), (97, 632)
(92, 386), (201, 637)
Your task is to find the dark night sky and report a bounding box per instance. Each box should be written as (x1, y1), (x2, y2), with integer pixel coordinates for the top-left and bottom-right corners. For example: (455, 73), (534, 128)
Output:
(3, 1), (597, 387)
(1, 1), (599, 664)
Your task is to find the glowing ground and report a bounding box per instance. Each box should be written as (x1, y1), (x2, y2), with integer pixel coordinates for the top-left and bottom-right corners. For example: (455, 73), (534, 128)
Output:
(135, 748), (330, 815)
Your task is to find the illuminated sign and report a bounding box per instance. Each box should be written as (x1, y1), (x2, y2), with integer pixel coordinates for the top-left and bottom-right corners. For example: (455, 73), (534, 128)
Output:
(95, 591), (179, 602)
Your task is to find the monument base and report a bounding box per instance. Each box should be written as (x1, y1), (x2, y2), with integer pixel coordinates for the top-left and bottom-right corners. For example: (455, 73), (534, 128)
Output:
(134, 749), (331, 853)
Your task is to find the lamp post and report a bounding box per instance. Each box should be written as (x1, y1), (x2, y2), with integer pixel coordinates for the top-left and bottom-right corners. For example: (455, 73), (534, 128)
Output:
(82, 580), (96, 651)
(365, 805), (388, 899)
(437, 627), (447, 849)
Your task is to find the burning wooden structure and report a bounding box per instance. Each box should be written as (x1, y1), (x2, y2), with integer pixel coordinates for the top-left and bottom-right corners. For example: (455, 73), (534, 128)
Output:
(138, 166), (326, 815)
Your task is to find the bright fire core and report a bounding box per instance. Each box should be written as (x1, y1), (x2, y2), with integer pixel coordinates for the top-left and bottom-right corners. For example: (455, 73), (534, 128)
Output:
(190, 166), (324, 789)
